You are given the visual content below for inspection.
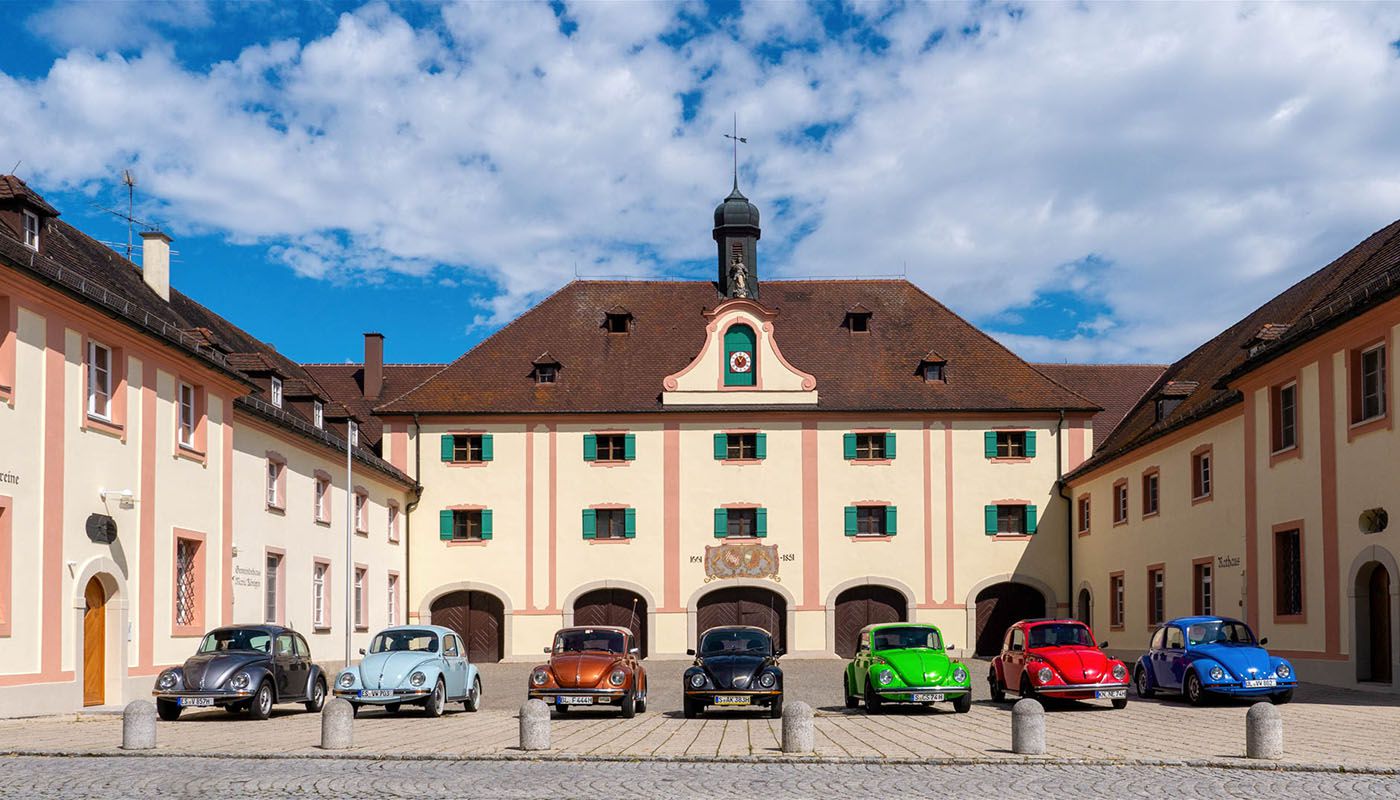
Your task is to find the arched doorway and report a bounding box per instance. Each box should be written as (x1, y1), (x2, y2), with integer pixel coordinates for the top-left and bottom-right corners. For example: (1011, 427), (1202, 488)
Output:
(431, 590), (505, 663)
(1077, 589), (1092, 627)
(833, 585), (907, 658)
(1358, 563), (1393, 683)
(83, 578), (106, 707)
(696, 586), (786, 651)
(574, 588), (648, 658)
(974, 582), (1045, 656)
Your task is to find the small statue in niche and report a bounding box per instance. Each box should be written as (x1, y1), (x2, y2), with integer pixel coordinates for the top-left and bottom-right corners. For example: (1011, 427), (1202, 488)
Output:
(728, 255), (752, 299)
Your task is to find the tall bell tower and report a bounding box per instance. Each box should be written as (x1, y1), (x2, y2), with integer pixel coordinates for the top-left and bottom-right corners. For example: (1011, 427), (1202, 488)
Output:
(712, 178), (761, 298)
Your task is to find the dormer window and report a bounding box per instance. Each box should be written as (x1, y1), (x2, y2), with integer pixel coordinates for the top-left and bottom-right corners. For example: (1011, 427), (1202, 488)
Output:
(923, 362), (945, 382)
(1153, 380), (1196, 422)
(604, 308), (633, 334)
(919, 352), (947, 383)
(532, 355), (561, 385)
(21, 210), (39, 251)
(270, 376), (284, 408)
(844, 306), (872, 333)
(313, 400), (324, 430)
(1155, 397), (1182, 421)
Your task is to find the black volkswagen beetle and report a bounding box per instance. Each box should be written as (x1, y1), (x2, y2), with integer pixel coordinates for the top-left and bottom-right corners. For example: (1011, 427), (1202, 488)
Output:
(152, 625), (327, 720)
(682, 625), (783, 718)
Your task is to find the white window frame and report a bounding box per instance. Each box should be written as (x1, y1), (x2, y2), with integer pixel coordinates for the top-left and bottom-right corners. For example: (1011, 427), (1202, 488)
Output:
(312, 563), (327, 628)
(264, 553), (280, 624)
(313, 400), (324, 429)
(1360, 343), (1387, 422)
(1195, 453), (1212, 499)
(353, 568), (365, 628)
(354, 491), (368, 533)
(21, 210), (39, 250)
(270, 376), (283, 408)
(87, 341), (113, 420)
(388, 504), (399, 542)
(314, 478), (329, 522)
(387, 574), (398, 625)
(266, 461), (281, 508)
(178, 382), (196, 448)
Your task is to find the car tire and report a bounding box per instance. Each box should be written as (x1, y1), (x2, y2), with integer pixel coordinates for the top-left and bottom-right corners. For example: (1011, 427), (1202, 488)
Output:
(1019, 674), (1037, 702)
(425, 679), (446, 717)
(1134, 667), (1155, 699)
(247, 681), (274, 720)
(769, 697), (784, 719)
(636, 684), (648, 715)
(683, 698), (701, 719)
(843, 675), (860, 710)
(988, 668), (1006, 703)
(864, 683), (883, 714)
(952, 693), (972, 714)
(620, 690), (637, 719)
(1184, 671), (1206, 706)
(304, 679), (326, 713)
(1271, 689), (1294, 705)
(464, 677), (482, 712)
(1111, 697), (1128, 710)
(386, 703), (402, 714)
(156, 700), (182, 722)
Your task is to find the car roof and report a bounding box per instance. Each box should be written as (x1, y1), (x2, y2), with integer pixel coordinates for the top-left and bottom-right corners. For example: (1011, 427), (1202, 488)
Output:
(699, 625), (771, 636)
(860, 622), (940, 634)
(208, 624), (286, 636)
(556, 625), (632, 635)
(1018, 618), (1086, 627)
(376, 624), (456, 637)
(1161, 616), (1247, 627)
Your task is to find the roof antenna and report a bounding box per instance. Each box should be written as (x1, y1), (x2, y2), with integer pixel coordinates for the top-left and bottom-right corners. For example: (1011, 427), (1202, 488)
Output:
(8, 160), (20, 176)
(723, 113), (747, 191)
(121, 169), (137, 261)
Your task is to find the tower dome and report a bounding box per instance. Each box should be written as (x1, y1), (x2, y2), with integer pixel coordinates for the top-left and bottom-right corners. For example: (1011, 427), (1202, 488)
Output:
(712, 178), (761, 297)
(714, 181), (761, 228)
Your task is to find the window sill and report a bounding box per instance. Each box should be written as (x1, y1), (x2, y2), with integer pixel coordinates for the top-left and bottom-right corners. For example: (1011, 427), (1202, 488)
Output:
(846, 535), (894, 542)
(1142, 511), (1159, 520)
(172, 628), (203, 638)
(719, 458), (764, 465)
(1347, 413), (1390, 442)
(314, 519), (331, 528)
(355, 528), (368, 536)
(1273, 613), (1307, 625)
(848, 459), (892, 466)
(313, 626), (331, 634)
(355, 626), (368, 633)
(988, 457), (1032, 464)
(717, 536), (765, 543)
(1268, 444), (1300, 467)
(587, 460), (633, 468)
(1109, 624), (1125, 632)
(588, 538), (633, 545)
(1077, 529), (1091, 537)
(1191, 493), (1213, 506)
(446, 460), (490, 469)
(175, 445), (207, 465)
(1113, 519), (1128, 527)
(990, 534), (1033, 542)
(447, 540), (489, 547)
(266, 504), (285, 515)
(84, 414), (125, 440)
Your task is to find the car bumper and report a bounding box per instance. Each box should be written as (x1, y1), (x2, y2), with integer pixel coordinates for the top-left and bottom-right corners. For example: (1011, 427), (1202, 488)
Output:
(333, 689), (432, 704)
(530, 688), (628, 705)
(1032, 681), (1131, 696)
(684, 689), (782, 706)
(1203, 680), (1297, 696)
(875, 685), (971, 701)
(152, 690), (253, 705)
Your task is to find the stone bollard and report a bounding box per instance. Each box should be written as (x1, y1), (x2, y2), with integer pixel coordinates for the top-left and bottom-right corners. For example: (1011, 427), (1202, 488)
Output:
(781, 701), (814, 754)
(320, 698), (354, 750)
(1246, 701), (1283, 759)
(519, 699), (550, 751)
(1011, 698), (1046, 755)
(121, 700), (156, 751)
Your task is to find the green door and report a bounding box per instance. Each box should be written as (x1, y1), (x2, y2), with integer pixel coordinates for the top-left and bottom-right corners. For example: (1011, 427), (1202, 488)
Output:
(723, 324), (756, 387)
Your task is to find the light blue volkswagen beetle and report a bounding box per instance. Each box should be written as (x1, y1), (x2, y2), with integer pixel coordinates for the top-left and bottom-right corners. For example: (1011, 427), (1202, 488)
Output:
(333, 625), (482, 716)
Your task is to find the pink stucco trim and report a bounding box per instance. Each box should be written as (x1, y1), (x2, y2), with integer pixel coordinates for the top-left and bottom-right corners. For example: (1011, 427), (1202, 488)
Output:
(266, 547), (287, 626)
(943, 422), (955, 606)
(446, 503), (488, 511)
(760, 321), (817, 391)
(388, 424), (408, 472)
(0, 495), (11, 637)
(354, 562), (369, 631)
(662, 423), (681, 611)
(852, 499), (893, 506)
(80, 336), (128, 442)
(801, 421), (820, 608)
(716, 319), (763, 391)
(524, 426), (535, 610)
(1068, 420), (1086, 471)
(312, 557), (332, 630)
(221, 398), (234, 625)
(922, 424), (933, 606)
(41, 314), (64, 675)
(661, 319), (718, 391)
(720, 502), (762, 509)
(138, 361), (157, 667)
(1317, 354), (1340, 654)
(548, 423), (558, 611)
(991, 498), (1033, 505)
(0, 670), (74, 687)
(1243, 397), (1259, 630)
(0, 295), (15, 402)
(171, 528), (207, 637)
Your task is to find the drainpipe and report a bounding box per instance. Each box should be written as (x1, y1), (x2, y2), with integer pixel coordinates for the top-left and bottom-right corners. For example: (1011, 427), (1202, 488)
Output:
(1055, 410), (1073, 619)
(405, 413), (424, 621)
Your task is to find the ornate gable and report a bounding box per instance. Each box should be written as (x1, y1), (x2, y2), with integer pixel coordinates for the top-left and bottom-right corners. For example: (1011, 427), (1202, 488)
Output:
(661, 298), (817, 406)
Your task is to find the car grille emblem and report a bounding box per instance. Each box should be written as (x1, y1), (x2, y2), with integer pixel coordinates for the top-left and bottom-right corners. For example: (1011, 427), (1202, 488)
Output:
(733, 675), (749, 687)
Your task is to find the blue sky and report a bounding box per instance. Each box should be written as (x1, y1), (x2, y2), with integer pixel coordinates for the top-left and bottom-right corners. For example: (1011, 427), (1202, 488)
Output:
(4, 1), (1400, 366)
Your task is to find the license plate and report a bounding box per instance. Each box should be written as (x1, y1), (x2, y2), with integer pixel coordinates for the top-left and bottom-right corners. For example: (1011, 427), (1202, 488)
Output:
(909, 693), (944, 702)
(1243, 679), (1277, 688)
(1095, 689), (1127, 699)
(358, 690), (395, 698)
(713, 695), (750, 706)
(178, 697), (215, 707)
(558, 696), (593, 705)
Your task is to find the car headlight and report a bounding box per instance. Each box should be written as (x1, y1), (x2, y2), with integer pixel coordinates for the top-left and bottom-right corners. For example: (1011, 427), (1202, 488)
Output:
(1112, 663), (1127, 681)
(229, 672), (251, 691)
(1209, 666), (1225, 681)
(409, 671), (427, 687)
(952, 666), (968, 683)
(876, 669), (894, 686)
(1276, 664), (1291, 679)
(688, 672), (706, 689)
(1037, 667), (1054, 684)
(609, 669), (627, 687)
(156, 671), (177, 690)
(338, 672), (356, 689)
(532, 669), (550, 687)
(758, 671), (777, 689)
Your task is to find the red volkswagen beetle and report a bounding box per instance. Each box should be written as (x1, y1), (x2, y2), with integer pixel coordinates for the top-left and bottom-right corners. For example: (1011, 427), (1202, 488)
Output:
(989, 618), (1129, 708)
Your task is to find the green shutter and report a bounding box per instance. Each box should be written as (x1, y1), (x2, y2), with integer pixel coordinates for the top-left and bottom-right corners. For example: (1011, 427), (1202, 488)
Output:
(843, 433), (857, 460)
(582, 509), (597, 540)
(583, 434), (597, 462)
(1026, 504), (1037, 534)
(844, 506), (857, 536)
(755, 507), (768, 538)
(884, 432), (896, 459)
(885, 506), (898, 536)
(714, 508), (727, 538)
(439, 510), (453, 540)
(481, 434), (494, 462)
(984, 504), (999, 535)
(624, 433), (636, 461)
(1024, 431), (1037, 458)
(441, 434), (455, 462)
(755, 432), (767, 460)
(723, 324), (757, 387)
(984, 432), (998, 459)
(624, 508), (636, 539)
(480, 509), (493, 540)
(714, 433), (728, 460)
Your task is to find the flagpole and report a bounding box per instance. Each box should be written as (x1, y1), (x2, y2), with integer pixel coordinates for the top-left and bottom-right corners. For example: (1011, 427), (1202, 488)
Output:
(345, 420), (355, 666)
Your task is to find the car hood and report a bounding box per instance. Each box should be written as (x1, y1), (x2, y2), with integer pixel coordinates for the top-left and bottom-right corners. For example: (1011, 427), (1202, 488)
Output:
(182, 652), (266, 690)
(359, 651), (438, 690)
(700, 654), (769, 690)
(1192, 644), (1276, 679)
(878, 649), (955, 685)
(1034, 646), (1114, 683)
(549, 653), (621, 688)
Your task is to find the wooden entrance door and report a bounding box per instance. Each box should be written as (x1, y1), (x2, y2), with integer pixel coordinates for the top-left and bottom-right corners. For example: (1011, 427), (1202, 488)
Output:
(833, 585), (906, 657)
(573, 589), (648, 658)
(1370, 566), (1392, 683)
(695, 587), (786, 651)
(431, 591), (504, 663)
(974, 582), (1045, 656)
(83, 578), (106, 707)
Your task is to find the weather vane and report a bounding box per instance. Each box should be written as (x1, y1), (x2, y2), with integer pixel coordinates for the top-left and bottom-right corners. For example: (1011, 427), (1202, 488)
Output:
(723, 113), (747, 189)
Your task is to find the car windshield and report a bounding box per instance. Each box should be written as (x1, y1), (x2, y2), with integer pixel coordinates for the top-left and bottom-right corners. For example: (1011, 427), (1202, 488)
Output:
(699, 629), (772, 657)
(370, 630), (439, 654)
(1027, 624), (1094, 648)
(198, 629), (271, 654)
(1186, 621), (1256, 646)
(553, 629), (626, 654)
(871, 626), (943, 651)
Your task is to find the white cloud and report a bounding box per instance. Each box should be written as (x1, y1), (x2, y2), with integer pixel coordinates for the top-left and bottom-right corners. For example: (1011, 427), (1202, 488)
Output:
(4, 1), (1400, 360)
(27, 0), (213, 52)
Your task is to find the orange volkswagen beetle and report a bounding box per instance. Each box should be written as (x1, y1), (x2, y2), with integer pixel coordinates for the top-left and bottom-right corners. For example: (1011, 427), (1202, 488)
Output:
(528, 626), (648, 718)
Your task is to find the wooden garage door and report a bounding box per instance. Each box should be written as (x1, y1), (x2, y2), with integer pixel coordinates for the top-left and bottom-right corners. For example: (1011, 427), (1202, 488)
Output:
(974, 582), (1045, 656)
(431, 591), (504, 663)
(695, 587), (786, 651)
(574, 589), (648, 658)
(833, 585), (907, 658)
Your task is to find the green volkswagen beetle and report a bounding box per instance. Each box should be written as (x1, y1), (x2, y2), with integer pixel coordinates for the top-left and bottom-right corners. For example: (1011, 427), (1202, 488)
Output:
(843, 623), (973, 713)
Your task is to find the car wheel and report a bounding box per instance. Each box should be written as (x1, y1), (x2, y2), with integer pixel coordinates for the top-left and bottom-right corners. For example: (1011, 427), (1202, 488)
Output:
(988, 668), (1006, 703)
(247, 681), (274, 720)
(386, 703), (402, 714)
(636, 686), (648, 715)
(769, 696), (784, 719)
(1134, 667), (1155, 699)
(682, 698), (701, 719)
(1271, 689), (1294, 705)
(620, 690), (637, 719)
(952, 693), (972, 714)
(843, 675), (860, 710)
(425, 679), (446, 717)
(1184, 671), (1206, 706)
(864, 683), (883, 714)
(156, 700), (182, 721)
(304, 679), (326, 713)
(1112, 697), (1128, 710)
(1019, 674), (1037, 702)
(464, 677), (482, 713)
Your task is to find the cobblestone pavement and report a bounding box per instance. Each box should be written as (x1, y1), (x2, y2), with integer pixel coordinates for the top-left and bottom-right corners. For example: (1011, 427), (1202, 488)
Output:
(1, 661), (1397, 771)
(1, 755), (1398, 799)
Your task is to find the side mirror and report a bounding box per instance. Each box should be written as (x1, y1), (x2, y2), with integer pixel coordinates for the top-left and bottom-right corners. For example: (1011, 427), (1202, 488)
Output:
(1011, 643), (1023, 652)
(945, 644), (954, 650)
(543, 646), (552, 654)
(685, 648), (696, 656)
(1259, 637), (1269, 646)
(774, 649), (785, 659)
(358, 648), (366, 656)
(1099, 641), (1108, 649)
(629, 647), (639, 655)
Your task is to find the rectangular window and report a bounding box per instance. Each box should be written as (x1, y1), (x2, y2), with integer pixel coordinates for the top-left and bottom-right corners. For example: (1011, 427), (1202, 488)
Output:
(353, 568), (366, 629)
(1271, 382), (1297, 452)
(998, 505), (1026, 534)
(1077, 495), (1091, 533)
(1274, 528), (1303, 617)
(177, 382), (196, 448)
(265, 553), (281, 624)
(1148, 567), (1165, 625)
(313, 400), (324, 430)
(1192, 450), (1212, 500)
(594, 433), (627, 461)
(854, 432), (886, 460)
(354, 491), (368, 533)
(314, 478), (330, 522)
(312, 562), (327, 628)
(21, 210), (39, 250)
(1356, 343), (1387, 423)
(996, 431), (1026, 458)
(727, 508), (757, 537)
(535, 364), (557, 384)
(452, 434), (486, 463)
(1113, 482), (1128, 524)
(1142, 472), (1159, 517)
(174, 538), (199, 630)
(270, 376), (283, 408)
(266, 461), (282, 509)
(1110, 574), (1125, 628)
(855, 506), (887, 536)
(387, 504), (399, 542)
(387, 574), (399, 626)
(594, 508), (628, 540)
(87, 341), (112, 420)
(453, 510), (486, 541)
(726, 433), (758, 460)
(1193, 562), (1213, 616)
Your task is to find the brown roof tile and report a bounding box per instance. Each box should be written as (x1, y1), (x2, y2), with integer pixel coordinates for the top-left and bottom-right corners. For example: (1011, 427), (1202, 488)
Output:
(300, 363), (445, 448)
(1033, 363), (1167, 447)
(0, 175), (59, 216)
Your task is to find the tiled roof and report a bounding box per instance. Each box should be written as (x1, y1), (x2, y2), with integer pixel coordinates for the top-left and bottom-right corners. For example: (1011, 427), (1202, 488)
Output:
(300, 363), (445, 448)
(1032, 363), (1167, 448)
(378, 279), (1099, 416)
(0, 175), (59, 216)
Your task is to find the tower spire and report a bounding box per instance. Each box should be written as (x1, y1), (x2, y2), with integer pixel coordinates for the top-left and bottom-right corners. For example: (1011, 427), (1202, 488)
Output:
(723, 113), (746, 193)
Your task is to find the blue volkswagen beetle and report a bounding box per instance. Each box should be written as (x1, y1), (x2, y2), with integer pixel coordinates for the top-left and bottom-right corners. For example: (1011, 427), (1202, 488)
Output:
(1134, 616), (1297, 705)
(333, 625), (482, 716)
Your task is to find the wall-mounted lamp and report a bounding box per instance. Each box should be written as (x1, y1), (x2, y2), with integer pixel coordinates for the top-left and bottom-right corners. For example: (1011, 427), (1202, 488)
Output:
(99, 489), (137, 510)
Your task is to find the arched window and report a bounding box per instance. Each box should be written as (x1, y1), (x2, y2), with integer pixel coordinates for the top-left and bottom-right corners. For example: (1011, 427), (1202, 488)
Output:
(723, 324), (756, 387)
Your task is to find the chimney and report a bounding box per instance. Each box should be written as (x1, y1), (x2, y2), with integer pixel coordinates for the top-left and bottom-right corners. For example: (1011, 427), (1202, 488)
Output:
(139, 230), (171, 301)
(363, 332), (384, 400)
